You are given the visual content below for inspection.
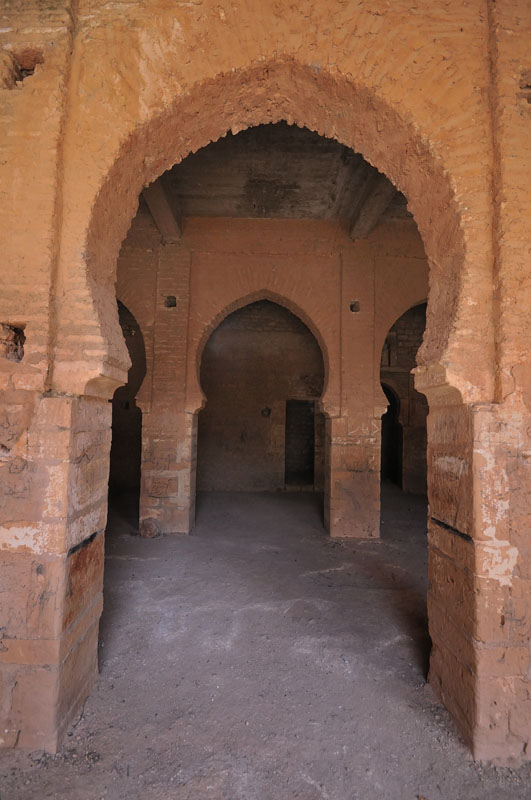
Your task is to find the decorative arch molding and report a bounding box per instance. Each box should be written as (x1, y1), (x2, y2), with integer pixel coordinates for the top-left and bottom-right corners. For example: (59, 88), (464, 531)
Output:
(189, 289), (331, 416)
(51, 58), (492, 406)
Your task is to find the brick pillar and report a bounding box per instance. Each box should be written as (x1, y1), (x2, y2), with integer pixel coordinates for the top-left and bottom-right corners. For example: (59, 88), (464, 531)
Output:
(326, 411), (381, 538)
(470, 404), (530, 761)
(421, 389), (530, 762)
(139, 409), (198, 535)
(423, 397), (476, 749)
(138, 241), (196, 536)
(0, 394), (110, 751)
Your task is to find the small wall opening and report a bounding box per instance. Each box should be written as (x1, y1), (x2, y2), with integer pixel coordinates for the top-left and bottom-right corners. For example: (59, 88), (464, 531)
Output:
(197, 299), (325, 498)
(1, 323), (25, 362)
(108, 301), (146, 530)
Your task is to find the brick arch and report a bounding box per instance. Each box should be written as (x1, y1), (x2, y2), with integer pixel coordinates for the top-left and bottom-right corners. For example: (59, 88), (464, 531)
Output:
(114, 300), (147, 400)
(380, 379), (402, 415)
(374, 289), (429, 413)
(379, 301), (428, 429)
(377, 299), (429, 371)
(191, 289), (330, 415)
(57, 58), (479, 404)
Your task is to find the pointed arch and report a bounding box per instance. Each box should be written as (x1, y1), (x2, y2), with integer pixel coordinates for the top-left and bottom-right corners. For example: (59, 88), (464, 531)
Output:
(52, 59), (490, 406)
(192, 289), (330, 413)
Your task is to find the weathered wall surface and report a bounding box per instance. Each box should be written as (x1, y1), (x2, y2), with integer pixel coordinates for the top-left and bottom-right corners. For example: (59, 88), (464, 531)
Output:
(0, 0), (529, 765)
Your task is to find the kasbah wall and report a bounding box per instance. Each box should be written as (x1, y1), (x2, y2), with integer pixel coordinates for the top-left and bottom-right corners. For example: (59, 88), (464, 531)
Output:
(0, 0), (529, 765)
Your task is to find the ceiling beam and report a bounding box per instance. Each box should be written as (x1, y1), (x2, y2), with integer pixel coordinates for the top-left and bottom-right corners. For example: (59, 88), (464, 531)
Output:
(349, 170), (397, 239)
(142, 177), (182, 243)
(326, 152), (365, 219)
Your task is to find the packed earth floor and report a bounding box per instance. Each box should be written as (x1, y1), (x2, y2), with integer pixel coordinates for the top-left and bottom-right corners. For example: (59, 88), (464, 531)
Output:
(2, 485), (530, 800)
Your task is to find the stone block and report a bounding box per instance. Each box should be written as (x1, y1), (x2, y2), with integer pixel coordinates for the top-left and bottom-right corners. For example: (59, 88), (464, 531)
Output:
(428, 595), (475, 674)
(68, 455), (110, 514)
(64, 501), (108, 553)
(428, 546), (475, 637)
(33, 396), (74, 430)
(427, 518), (475, 573)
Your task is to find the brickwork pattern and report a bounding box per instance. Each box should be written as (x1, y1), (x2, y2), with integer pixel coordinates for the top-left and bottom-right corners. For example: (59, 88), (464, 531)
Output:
(0, 0), (529, 763)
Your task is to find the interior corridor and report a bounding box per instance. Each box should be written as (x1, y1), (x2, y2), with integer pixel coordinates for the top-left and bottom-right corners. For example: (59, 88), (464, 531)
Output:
(2, 488), (528, 800)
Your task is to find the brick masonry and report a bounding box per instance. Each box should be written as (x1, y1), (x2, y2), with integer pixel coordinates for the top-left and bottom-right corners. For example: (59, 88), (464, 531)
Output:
(0, 0), (529, 764)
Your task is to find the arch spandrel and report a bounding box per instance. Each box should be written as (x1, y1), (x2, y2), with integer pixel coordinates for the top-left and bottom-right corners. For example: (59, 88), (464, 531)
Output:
(53, 31), (493, 404)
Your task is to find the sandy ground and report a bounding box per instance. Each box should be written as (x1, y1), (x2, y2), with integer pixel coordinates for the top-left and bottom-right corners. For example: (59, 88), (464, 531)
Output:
(1, 485), (530, 800)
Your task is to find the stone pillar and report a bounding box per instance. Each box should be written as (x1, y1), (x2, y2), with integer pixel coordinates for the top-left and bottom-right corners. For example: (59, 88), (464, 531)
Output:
(0, 394), (110, 751)
(138, 241), (195, 536)
(326, 411), (381, 538)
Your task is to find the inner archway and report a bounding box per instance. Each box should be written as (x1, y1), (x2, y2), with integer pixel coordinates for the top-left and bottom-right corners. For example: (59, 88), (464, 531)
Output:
(197, 299), (325, 504)
(108, 301), (146, 530)
(380, 383), (402, 487)
(380, 303), (428, 496)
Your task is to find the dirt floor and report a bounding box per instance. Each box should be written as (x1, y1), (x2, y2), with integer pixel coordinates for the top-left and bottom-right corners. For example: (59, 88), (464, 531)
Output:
(2, 485), (530, 800)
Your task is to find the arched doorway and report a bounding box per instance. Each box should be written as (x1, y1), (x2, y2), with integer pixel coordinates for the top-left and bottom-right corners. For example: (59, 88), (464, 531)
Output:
(380, 383), (402, 487)
(10, 44), (514, 759)
(107, 301), (146, 530)
(197, 299), (325, 502)
(380, 303), (428, 495)
(68, 92), (479, 754)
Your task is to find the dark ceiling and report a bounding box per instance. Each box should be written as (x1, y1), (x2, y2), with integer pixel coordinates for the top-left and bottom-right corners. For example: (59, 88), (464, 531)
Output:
(161, 122), (410, 222)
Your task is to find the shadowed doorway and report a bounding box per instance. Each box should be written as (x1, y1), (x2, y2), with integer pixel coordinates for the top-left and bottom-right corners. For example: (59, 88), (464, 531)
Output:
(108, 301), (146, 530)
(197, 300), (325, 502)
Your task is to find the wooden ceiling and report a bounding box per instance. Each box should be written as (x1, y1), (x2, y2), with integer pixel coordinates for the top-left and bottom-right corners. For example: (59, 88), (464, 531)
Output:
(142, 122), (411, 242)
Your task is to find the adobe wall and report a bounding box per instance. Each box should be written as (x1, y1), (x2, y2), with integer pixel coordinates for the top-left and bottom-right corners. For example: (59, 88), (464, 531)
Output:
(0, 0), (529, 765)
